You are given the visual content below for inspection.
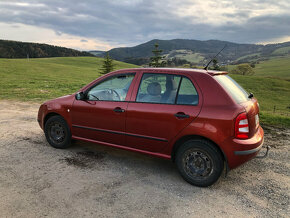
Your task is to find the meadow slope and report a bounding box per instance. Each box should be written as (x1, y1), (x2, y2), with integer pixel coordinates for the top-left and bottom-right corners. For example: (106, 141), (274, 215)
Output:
(0, 57), (137, 101)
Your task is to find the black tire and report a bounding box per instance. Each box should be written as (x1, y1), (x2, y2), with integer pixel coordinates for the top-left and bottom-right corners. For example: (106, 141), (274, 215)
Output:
(44, 115), (71, 149)
(176, 139), (224, 187)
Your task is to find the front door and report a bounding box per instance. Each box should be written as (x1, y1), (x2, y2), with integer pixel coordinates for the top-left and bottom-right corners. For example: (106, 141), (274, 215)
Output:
(71, 73), (135, 146)
(125, 72), (201, 152)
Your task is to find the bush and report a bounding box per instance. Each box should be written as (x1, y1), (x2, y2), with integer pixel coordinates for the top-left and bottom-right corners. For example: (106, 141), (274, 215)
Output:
(230, 63), (255, 75)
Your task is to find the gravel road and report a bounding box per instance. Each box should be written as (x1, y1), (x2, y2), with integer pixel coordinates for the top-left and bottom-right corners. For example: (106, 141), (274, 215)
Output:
(0, 100), (289, 217)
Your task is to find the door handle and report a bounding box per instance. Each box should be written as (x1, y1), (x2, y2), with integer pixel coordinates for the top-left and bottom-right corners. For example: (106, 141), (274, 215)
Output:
(113, 107), (125, 113)
(174, 112), (190, 119)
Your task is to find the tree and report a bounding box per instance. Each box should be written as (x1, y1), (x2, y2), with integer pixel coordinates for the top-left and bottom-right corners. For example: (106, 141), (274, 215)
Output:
(230, 63), (255, 76)
(212, 58), (220, 70)
(149, 43), (166, 67)
(101, 52), (114, 74)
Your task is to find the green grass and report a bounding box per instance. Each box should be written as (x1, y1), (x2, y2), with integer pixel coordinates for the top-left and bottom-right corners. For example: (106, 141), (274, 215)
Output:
(253, 56), (290, 80)
(236, 53), (261, 62)
(165, 50), (205, 64)
(272, 46), (290, 55)
(0, 57), (137, 102)
(175, 52), (205, 63)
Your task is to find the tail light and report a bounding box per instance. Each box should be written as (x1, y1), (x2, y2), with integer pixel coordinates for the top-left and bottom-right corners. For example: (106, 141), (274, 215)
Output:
(235, 112), (249, 139)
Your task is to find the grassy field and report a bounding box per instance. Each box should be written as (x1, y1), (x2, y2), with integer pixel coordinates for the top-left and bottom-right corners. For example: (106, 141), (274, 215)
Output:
(253, 56), (290, 80)
(272, 46), (290, 55)
(0, 57), (137, 102)
(0, 56), (289, 127)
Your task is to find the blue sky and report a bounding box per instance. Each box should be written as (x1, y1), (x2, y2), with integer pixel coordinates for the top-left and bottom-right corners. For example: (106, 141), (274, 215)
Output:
(0, 0), (290, 50)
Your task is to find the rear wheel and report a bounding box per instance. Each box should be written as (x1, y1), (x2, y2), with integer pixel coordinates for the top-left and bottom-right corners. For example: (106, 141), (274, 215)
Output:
(176, 139), (224, 187)
(44, 115), (71, 149)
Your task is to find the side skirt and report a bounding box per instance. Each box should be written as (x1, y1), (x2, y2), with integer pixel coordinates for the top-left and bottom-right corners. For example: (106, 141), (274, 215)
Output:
(71, 135), (171, 160)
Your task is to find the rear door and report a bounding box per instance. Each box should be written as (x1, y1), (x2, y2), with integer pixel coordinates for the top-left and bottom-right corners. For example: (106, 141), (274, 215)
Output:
(125, 72), (202, 152)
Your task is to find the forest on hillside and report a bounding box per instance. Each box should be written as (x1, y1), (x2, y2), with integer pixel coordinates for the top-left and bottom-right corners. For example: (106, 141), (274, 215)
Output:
(0, 40), (93, 58)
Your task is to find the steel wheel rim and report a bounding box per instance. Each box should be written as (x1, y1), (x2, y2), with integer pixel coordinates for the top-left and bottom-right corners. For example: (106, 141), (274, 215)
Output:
(182, 149), (213, 179)
(48, 122), (65, 144)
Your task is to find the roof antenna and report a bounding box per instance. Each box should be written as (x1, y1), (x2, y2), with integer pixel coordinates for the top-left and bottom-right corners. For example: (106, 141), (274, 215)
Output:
(204, 44), (227, 70)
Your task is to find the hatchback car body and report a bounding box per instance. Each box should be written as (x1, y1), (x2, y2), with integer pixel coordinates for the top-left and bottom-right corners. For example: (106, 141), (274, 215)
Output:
(38, 68), (264, 186)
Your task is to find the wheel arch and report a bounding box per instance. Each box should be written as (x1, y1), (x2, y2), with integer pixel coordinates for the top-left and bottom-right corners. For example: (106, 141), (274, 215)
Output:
(44, 112), (62, 127)
(171, 135), (228, 166)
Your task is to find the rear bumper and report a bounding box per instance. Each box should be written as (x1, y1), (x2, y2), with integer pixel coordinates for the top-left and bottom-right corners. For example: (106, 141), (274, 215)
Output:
(234, 138), (264, 155)
(224, 126), (264, 169)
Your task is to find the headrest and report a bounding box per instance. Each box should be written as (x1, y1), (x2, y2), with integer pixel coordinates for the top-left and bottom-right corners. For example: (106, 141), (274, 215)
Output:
(147, 82), (161, 96)
(166, 79), (177, 91)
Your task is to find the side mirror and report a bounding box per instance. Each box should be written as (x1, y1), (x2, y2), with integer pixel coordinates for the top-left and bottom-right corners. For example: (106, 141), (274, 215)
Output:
(75, 92), (86, 100)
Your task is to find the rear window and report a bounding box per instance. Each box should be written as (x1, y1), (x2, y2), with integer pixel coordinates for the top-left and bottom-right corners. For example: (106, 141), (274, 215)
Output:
(214, 75), (249, 103)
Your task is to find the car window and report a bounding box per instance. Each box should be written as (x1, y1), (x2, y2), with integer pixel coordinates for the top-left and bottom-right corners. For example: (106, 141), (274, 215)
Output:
(176, 77), (199, 105)
(136, 73), (181, 104)
(214, 75), (249, 104)
(87, 74), (135, 101)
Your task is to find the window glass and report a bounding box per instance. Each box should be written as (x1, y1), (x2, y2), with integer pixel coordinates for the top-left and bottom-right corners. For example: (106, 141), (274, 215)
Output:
(176, 77), (199, 105)
(214, 75), (249, 103)
(136, 73), (181, 104)
(87, 74), (134, 101)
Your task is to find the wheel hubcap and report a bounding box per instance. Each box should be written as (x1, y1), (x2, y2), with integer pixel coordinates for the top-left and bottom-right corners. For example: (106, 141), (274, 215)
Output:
(49, 122), (65, 144)
(183, 150), (213, 178)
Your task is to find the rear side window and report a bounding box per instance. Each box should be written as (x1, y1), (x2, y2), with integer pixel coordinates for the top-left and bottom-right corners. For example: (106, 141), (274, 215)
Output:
(136, 73), (198, 105)
(214, 75), (249, 104)
(176, 77), (199, 105)
(136, 73), (181, 104)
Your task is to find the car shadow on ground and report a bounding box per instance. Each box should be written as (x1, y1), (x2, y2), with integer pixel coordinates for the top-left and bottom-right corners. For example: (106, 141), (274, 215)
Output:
(28, 133), (257, 191)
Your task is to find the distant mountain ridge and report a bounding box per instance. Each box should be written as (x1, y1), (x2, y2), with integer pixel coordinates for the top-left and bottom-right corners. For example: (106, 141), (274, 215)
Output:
(89, 50), (105, 56)
(0, 40), (94, 58)
(94, 39), (290, 66)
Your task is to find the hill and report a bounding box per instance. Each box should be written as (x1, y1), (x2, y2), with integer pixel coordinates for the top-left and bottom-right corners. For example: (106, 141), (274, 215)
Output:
(89, 50), (105, 56)
(0, 57), (137, 101)
(98, 39), (290, 66)
(253, 57), (290, 81)
(0, 40), (94, 58)
(227, 56), (290, 81)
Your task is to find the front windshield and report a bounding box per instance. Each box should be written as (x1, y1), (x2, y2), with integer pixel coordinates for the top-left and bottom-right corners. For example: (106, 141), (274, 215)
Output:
(87, 74), (135, 101)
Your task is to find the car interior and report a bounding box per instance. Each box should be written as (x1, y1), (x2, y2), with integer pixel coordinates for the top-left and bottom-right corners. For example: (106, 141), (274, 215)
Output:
(86, 73), (198, 105)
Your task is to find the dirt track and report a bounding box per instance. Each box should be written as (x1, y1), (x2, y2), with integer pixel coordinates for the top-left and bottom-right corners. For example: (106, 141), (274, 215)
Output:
(0, 100), (289, 217)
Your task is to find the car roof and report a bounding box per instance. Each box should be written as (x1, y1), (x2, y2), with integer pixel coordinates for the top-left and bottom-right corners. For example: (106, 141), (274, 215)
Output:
(112, 68), (228, 76)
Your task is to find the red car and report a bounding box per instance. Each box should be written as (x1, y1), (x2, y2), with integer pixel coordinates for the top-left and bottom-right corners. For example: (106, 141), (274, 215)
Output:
(38, 68), (264, 187)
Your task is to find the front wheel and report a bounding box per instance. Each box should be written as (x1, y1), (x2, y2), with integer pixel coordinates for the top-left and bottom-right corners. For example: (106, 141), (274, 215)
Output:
(176, 139), (224, 187)
(44, 115), (71, 149)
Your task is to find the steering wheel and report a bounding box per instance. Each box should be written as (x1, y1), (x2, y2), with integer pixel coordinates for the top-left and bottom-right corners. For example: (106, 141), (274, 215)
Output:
(106, 89), (121, 101)
(87, 93), (99, 100)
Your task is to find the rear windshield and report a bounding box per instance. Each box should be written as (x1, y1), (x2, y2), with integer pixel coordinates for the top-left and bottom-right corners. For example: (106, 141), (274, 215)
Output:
(214, 75), (249, 103)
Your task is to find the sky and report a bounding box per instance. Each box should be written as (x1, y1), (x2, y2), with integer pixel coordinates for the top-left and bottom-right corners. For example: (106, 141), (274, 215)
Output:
(0, 0), (290, 51)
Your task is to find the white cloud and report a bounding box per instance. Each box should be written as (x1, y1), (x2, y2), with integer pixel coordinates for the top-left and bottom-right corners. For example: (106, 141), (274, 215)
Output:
(0, 22), (115, 50)
(172, 0), (290, 26)
(259, 36), (290, 45)
(0, 0), (289, 49)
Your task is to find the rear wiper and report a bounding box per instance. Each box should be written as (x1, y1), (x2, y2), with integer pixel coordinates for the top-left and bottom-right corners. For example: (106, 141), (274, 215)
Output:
(248, 93), (254, 98)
